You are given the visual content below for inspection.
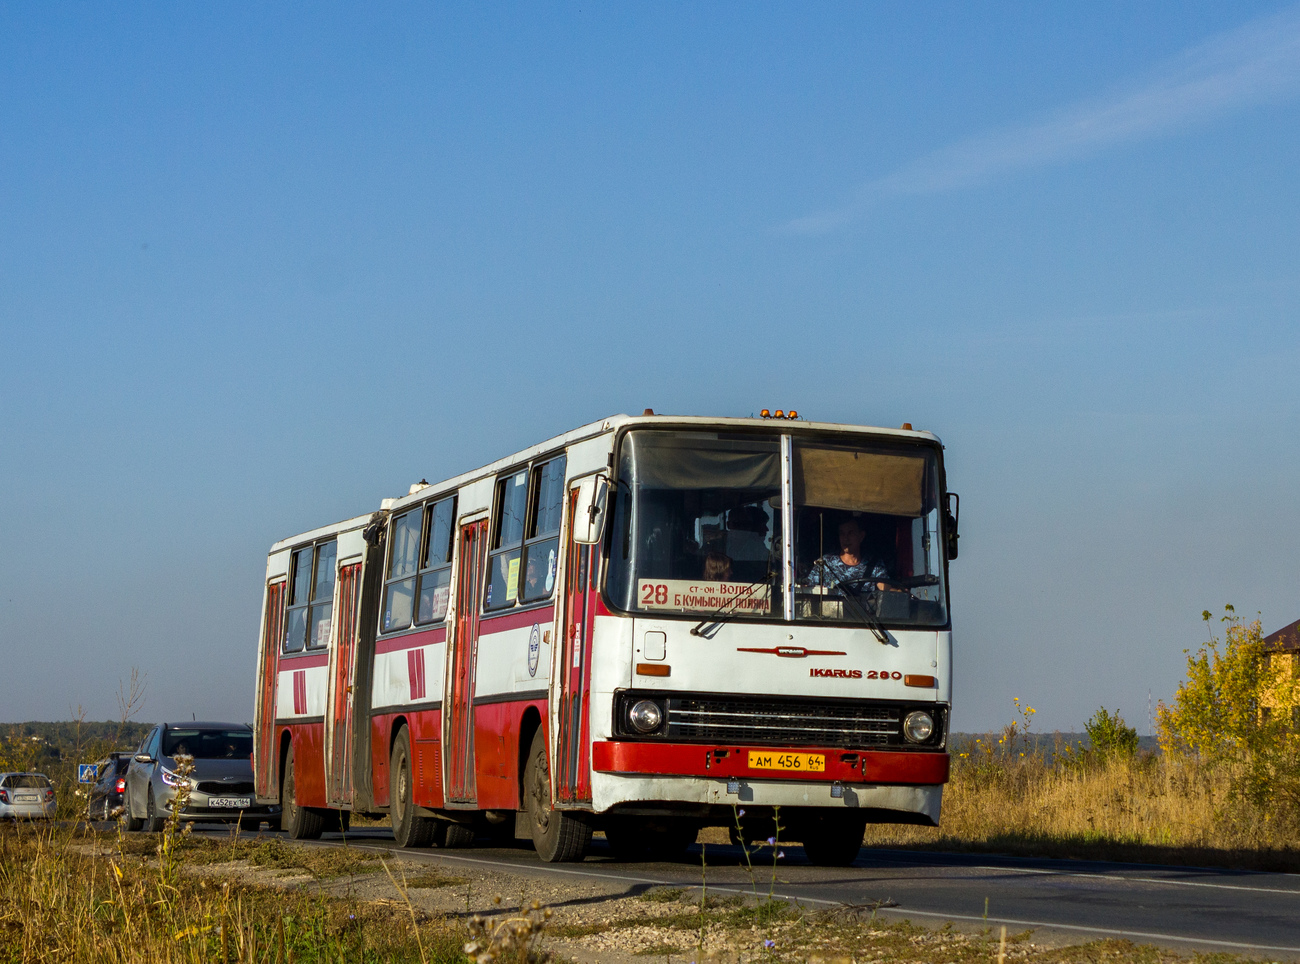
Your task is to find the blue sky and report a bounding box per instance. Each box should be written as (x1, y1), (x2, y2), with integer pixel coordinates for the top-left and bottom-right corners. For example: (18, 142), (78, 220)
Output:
(2, 3), (1298, 732)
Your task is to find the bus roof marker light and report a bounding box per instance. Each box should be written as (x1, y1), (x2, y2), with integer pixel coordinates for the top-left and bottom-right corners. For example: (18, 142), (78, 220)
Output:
(643, 408), (656, 416)
(901, 423), (913, 430)
(774, 410), (784, 418)
(787, 411), (797, 419)
(760, 409), (771, 418)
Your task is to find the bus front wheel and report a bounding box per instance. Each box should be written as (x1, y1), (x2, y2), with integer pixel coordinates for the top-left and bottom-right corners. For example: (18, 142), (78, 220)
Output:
(525, 729), (590, 862)
(798, 810), (866, 867)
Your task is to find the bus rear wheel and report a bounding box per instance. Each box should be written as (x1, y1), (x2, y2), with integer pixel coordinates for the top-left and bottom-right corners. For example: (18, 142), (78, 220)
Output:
(281, 744), (324, 840)
(525, 729), (590, 862)
(390, 727), (436, 848)
(798, 810), (866, 867)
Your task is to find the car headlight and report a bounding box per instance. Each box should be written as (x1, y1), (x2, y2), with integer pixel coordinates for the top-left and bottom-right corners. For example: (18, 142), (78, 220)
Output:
(160, 767), (193, 789)
(628, 699), (664, 734)
(903, 710), (935, 744)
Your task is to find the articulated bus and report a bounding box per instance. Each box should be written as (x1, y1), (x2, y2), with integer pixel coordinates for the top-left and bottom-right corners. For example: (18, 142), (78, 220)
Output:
(252, 412), (959, 865)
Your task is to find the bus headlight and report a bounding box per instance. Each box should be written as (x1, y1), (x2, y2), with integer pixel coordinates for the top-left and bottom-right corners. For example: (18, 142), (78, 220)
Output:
(902, 710), (934, 744)
(628, 700), (664, 734)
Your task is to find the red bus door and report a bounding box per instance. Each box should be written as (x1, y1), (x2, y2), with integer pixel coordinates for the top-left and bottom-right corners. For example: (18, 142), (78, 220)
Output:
(555, 487), (597, 804)
(446, 518), (487, 805)
(254, 580), (286, 801)
(325, 562), (361, 808)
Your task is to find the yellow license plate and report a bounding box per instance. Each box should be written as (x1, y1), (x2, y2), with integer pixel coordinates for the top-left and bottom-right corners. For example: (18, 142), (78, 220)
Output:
(747, 751), (826, 772)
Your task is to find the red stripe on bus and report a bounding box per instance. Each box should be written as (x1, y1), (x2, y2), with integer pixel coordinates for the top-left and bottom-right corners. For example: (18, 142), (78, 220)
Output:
(375, 627), (447, 654)
(590, 742), (950, 785)
(280, 653), (329, 669)
(478, 606), (554, 635)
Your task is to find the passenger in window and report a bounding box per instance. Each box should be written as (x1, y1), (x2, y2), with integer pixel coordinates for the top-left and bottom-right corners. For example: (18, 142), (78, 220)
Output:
(803, 517), (888, 593)
(726, 506), (770, 565)
(703, 552), (733, 582)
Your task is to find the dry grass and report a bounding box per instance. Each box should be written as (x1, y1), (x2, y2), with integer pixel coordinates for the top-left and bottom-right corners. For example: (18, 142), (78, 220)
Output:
(0, 821), (468, 963)
(861, 736), (1300, 871)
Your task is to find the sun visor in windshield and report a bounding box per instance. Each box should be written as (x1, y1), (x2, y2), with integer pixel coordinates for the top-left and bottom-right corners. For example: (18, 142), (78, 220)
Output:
(624, 433), (780, 490)
(794, 446), (924, 516)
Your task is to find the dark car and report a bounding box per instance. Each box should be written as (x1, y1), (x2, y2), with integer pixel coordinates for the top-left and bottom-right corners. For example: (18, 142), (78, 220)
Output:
(122, 722), (279, 832)
(86, 752), (133, 821)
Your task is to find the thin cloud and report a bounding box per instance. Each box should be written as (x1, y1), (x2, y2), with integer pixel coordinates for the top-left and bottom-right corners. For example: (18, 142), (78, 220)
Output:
(788, 6), (1300, 233)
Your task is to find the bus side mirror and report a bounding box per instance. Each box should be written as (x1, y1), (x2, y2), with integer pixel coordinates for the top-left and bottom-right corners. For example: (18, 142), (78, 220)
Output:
(573, 475), (610, 545)
(945, 492), (960, 560)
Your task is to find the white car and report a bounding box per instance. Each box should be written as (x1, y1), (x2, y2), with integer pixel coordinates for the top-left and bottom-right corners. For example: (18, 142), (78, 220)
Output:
(0, 773), (56, 820)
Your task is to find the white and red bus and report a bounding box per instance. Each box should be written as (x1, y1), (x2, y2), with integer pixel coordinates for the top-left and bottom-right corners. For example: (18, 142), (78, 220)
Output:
(253, 413), (958, 864)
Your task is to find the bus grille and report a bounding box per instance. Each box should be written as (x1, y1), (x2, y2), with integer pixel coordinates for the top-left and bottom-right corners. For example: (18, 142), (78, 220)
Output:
(664, 696), (901, 747)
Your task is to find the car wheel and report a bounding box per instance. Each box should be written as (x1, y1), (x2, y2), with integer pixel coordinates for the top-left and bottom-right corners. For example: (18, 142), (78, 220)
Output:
(144, 786), (167, 833)
(525, 728), (590, 863)
(281, 744), (324, 840)
(121, 791), (144, 832)
(389, 727), (436, 848)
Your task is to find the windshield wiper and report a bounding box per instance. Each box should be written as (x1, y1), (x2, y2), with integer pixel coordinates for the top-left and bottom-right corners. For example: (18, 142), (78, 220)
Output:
(689, 570), (776, 636)
(810, 559), (890, 645)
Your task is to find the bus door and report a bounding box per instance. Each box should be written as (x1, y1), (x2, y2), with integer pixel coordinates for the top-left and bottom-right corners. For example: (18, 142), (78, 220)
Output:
(555, 486), (597, 804)
(445, 518), (487, 805)
(324, 562), (362, 808)
(254, 580), (286, 801)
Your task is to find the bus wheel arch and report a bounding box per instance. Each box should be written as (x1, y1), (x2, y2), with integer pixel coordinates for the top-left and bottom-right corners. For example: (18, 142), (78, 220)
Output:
(517, 707), (542, 808)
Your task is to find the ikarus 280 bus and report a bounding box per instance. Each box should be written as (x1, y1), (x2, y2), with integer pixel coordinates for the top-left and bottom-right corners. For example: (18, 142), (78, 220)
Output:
(252, 411), (959, 865)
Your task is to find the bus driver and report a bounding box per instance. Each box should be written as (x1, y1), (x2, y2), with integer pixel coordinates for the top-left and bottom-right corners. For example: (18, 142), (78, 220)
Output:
(803, 517), (888, 594)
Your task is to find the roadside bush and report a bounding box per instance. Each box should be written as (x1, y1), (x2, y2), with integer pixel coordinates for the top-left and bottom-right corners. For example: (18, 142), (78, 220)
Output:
(1084, 707), (1138, 759)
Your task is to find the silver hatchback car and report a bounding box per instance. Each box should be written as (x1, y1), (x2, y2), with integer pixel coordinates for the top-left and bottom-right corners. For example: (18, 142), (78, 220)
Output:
(0, 772), (56, 820)
(123, 722), (278, 832)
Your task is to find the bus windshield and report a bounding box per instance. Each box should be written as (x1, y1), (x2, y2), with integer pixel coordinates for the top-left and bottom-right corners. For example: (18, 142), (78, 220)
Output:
(606, 429), (948, 627)
(606, 431), (783, 617)
(791, 438), (947, 627)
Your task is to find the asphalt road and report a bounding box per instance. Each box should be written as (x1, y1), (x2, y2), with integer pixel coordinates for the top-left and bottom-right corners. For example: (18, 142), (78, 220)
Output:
(199, 826), (1300, 958)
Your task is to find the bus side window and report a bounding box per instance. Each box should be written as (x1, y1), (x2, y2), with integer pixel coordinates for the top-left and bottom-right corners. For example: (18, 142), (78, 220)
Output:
(382, 510), (421, 632)
(415, 496), (456, 624)
(284, 546), (313, 654)
(521, 456), (565, 603)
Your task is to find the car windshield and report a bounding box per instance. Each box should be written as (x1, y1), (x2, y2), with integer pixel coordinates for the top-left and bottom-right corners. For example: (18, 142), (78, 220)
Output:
(792, 438), (947, 627)
(606, 430), (783, 617)
(2, 774), (50, 788)
(162, 729), (253, 759)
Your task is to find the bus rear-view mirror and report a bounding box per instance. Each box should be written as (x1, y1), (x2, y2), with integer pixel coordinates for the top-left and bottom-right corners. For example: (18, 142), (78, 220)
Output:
(573, 475), (609, 545)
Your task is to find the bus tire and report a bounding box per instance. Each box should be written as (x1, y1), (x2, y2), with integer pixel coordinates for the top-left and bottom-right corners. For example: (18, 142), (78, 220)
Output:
(525, 729), (590, 863)
(281, 744), (324, 840)
(605, 817), (697, 861)
(799, 810), (866, 867)
(390, 727), (436, 848)
(442, 821), (476, 848)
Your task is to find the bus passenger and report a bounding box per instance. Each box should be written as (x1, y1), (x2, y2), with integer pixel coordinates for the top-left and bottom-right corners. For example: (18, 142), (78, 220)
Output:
(703, 552), (733, 582)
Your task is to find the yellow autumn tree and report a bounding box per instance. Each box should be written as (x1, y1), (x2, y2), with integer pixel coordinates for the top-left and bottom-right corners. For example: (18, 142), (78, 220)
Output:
(1158, 606), (1300, 815)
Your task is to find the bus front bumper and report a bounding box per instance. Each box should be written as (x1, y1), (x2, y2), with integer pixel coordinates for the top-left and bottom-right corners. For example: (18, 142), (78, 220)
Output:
(591, 741), (949, 785)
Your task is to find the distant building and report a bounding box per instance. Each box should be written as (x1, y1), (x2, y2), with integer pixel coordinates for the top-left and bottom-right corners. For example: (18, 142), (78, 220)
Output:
(1261, 618), (1300, 727)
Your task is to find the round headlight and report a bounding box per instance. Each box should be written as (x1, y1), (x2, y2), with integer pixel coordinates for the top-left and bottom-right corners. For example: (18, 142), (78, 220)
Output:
(628, 699), (664, 734)
(903, 710), (935, 743)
